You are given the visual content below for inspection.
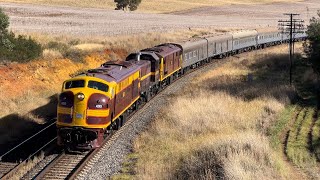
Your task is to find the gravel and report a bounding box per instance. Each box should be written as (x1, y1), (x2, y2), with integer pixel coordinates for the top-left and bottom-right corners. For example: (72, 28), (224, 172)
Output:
(74, 58), (231, 180)
(0, 1), (319, 37)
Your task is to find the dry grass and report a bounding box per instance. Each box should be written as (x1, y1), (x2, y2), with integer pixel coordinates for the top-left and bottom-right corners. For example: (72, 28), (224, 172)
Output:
(0, 29), (217, 145)
(0, 0), (302, 13)
(134, 92), (287, 179)
(42, 49), (63, 60)
(28, 28), (219, 52)
(130, 44), (308, 179)
(10, 152), (45, 180)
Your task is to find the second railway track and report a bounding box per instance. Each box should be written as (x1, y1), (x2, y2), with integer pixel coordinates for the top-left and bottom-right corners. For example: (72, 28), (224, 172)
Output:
(0, 121), (57, 179)
(34, 152), (91, 179)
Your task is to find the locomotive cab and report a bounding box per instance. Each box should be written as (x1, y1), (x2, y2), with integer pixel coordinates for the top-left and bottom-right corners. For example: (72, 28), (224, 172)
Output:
(57, 76), (116, 149)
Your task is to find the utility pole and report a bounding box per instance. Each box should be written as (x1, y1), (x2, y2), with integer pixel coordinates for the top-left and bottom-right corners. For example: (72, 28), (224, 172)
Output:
(278, 13), (304, 85)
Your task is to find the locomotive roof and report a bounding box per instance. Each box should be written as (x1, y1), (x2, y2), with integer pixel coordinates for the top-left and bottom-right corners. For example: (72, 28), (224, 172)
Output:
(126, 51), (160, 62)
(142, 43), (181, 58)
(82, 60), (144, 83)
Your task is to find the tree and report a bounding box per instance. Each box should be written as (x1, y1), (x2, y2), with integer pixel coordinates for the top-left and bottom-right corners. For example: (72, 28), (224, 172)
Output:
(114, 0), (142, 11)
(0, 8), (9, 34)
(0, 8), (13, 50)
(305, 10), (320, 76)
(0, 8), (42, 62)
(305, 10), (320, 100)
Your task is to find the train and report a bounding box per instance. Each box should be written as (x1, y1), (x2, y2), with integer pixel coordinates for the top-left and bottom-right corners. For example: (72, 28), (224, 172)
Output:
(56, 28), (307, 150)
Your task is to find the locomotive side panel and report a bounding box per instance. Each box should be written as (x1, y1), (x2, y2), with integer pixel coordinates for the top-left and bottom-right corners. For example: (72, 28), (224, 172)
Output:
(114, 71), (140, 117)
(126, 52), (160, 84)
(139, 61), (151, 93)
(144, 43), (182, 81)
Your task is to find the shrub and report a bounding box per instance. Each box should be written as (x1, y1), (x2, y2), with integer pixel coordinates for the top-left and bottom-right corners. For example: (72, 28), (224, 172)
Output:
(45, 41), (69, 53)
(0, 8), (42, 63)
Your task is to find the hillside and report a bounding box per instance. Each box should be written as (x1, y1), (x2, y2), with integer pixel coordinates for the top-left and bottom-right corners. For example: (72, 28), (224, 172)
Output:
(0, 29), (211, 145)
(0, 0), (303, 13)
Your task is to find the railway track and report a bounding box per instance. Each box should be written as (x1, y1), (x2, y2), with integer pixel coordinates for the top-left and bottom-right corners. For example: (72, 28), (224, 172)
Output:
(0, 121), (57, 179)
(29, 96), (151, 179)
(33, 151), (92, 179)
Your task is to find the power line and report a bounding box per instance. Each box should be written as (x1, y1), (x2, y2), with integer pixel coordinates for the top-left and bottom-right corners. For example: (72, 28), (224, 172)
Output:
(278, 13), (305, 85)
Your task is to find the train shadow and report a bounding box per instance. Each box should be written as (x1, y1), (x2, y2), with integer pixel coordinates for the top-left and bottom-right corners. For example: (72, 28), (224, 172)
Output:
(0, 94), (58, 158)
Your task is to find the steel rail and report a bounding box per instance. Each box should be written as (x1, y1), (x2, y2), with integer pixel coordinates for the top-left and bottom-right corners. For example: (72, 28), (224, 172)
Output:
(1, 137), (57, 179)
(0, 120), (56, 161)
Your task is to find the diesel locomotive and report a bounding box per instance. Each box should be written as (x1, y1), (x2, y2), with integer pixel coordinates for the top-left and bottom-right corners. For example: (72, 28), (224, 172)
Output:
(57, 29), (306, 150)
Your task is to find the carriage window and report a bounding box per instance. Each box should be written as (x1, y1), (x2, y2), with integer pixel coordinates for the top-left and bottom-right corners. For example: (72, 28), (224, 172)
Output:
(185, 54), (188, 60)
(88, 81), (109, 92)
(193, 51), (196, 57)
(65, 80), (85, 89)
(189, 52), (192, 59)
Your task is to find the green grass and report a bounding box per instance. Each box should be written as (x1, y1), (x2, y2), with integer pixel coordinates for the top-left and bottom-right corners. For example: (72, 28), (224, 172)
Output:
(286, 107), (316, 167)
(112, 153), (138, 180)
(312, 112), (320, 160)
(268, 105), (297, 151)
(268, 54), (320, 178)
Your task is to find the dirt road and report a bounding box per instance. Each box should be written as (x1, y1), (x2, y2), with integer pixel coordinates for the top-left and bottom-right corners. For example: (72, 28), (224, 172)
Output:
(0, 1), (319, 37)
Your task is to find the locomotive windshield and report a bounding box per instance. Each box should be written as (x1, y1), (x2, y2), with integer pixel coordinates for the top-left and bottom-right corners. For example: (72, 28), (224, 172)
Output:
(65, 80), (85, 89)
(88, 81), (109, 92)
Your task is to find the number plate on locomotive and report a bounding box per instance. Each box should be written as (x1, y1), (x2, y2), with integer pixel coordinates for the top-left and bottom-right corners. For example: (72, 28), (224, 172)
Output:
(96, 105), (103, 109)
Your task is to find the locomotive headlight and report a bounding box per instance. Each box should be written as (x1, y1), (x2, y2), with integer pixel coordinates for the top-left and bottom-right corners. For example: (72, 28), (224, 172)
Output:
(76, 93), (85, 101)
(101, 98), (106, 103)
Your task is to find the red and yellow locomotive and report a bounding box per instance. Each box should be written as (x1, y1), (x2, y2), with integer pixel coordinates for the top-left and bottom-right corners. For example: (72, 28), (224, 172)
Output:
(57, 59), (151, 149)
(57, 43), (183, 150)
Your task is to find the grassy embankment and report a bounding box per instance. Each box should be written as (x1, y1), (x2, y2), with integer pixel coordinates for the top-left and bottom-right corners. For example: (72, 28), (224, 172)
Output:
(269, 56), (320, 178)
(114, 43), (320, 179)
(0, 29), (214, 145)
(0, 0), (301, 13)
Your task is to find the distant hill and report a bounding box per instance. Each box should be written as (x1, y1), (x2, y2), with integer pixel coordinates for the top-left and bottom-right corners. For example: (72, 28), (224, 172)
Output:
(0, 0), (302, 13)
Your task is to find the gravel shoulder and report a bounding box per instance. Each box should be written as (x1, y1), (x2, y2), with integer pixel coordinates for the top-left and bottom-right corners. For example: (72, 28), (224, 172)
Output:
(0, 1), (319, 37)
(76, 57), (231, 179)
